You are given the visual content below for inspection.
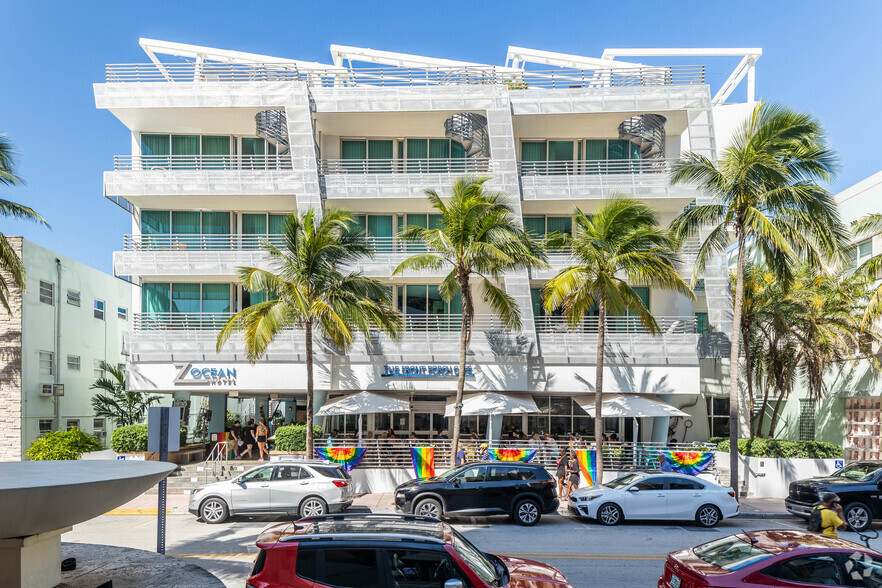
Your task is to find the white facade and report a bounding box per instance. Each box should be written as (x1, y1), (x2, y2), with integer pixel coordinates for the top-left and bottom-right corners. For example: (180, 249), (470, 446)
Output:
(95, 40), (760, 442)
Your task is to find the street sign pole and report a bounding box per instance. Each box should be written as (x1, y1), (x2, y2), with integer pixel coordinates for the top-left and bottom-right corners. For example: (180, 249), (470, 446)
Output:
(149, 406), (180, 555)
(157, 407), (168, 554)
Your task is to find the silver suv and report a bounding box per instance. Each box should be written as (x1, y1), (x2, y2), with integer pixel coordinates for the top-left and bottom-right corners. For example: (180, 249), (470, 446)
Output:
(189, 460), (353, 524)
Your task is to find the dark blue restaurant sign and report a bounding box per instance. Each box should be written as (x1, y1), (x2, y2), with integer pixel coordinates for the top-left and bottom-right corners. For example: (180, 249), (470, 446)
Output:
(381, 364), (475, 378)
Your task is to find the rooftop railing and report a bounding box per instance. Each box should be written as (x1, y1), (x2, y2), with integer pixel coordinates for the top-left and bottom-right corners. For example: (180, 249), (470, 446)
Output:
(104, 63), (705, 88)
(517, 158), (673, 176)
(319, 158), (492, 175)
(113, 155), (292, 171)
(534, 315), (697, 335)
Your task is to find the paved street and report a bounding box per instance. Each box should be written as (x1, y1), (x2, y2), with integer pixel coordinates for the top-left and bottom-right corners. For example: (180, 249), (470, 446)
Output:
(62, 504), (881, 587)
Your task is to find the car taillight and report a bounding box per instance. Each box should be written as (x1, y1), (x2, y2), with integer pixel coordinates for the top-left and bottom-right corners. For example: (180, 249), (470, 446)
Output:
(727, 490), (736, 498)
(333, 480), (349, 488)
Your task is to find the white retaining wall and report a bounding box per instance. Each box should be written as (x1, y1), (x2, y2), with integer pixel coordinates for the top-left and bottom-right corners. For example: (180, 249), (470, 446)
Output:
(716, 452), (842, 498)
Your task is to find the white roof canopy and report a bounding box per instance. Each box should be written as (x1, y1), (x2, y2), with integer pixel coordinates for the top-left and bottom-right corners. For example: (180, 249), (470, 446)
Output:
(444, 393), (539, 417)
(316, 391), (410, 416)
(576, 394), (689, 418)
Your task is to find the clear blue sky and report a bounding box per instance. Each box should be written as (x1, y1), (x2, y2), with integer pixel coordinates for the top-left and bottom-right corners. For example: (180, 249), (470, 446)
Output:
(2, 0), (879, 273)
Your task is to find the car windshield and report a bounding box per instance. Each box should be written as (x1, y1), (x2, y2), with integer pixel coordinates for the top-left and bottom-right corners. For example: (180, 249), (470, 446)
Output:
(835, 463), (882, 481)
(452, 530), (499, 586)
(605, 473), (644, 490)
(693, 535), (775, 571)
(436, 467), (464, 481)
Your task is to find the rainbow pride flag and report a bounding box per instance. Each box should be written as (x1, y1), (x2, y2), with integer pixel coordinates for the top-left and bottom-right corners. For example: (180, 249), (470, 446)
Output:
(411, 447), (435, 479)
(484, 448), (538, 462)
(659, 451), (713, 476)
(315, 446), (367, 471)
(575, 450), (597, 487)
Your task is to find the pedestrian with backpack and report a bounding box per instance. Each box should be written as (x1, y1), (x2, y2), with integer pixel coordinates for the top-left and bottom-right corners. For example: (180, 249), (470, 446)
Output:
(808, 493), (847, 537)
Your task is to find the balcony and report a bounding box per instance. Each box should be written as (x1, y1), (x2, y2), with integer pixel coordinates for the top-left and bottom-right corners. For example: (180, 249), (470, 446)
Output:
(105, 155), (305, 202)
(518, 159), (697, 201)
(320, 158), (494, 200)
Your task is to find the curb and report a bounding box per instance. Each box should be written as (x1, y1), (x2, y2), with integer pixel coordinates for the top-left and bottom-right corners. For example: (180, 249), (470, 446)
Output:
(736, 513), (798, 520)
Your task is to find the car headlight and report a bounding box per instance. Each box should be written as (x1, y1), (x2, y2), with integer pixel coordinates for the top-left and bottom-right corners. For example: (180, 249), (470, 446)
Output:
(191, 487), (204, 495)
(582, 495), (599, 502)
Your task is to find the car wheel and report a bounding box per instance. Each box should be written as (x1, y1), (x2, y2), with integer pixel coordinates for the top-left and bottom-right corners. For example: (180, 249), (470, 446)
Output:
(199, 498), (229, 524)
(513, 499), (541, 526)
(695, 504), (722, 528)
(299, 497), (327, 518)
(845, 502), (873, 532)
(415, 498), (442, 519)
(597, 503), (623, 526)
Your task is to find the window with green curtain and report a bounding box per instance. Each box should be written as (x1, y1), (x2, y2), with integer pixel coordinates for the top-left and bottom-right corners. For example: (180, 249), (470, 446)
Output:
(405, 285), (428, 315)
(248, 290), (267, 306)
(171, 135), (200, 169)
(367, 140), (393, 173)
(201, 283), (231, 319)
(242, 214), (267, 250)
(352, 215), (367, 233)
(341, 140), (367, 173)
(523, 217), (546, 238)
(368, 215), (393, 251)
(584, 140), (607, 174)
(546, 216), (572, 236)
(696, 312), (709, 335)
(447, 290), (462, 316)
(141, 210), (170, 234)
(531, 287), (543, 319)
(428, 214), (443, 230)
(402, 214), (427, 253)
(242, 138), (266, 170)
(428, 139), (450, 173)
(201, 136), (230, 169)
(141, 134), (169, 169)
(397, 141), (404, 160)
(521, 141), (546, 174)
(171, 283), (200, 315)
(406, 139), (428, 173)
(201, 212), (230, 250)
(142, 282), (170, 316)
(406, 214), (428, 228)
(547, 141), (574, 175)
(608, 139), (630, 174)
(268, 214), (287, 247)
(629, 141), (641, 160)
(172, 211), (200, 249)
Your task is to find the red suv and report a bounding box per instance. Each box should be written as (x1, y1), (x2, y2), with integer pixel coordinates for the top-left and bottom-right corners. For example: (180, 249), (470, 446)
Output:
(247, 513), (573, 588)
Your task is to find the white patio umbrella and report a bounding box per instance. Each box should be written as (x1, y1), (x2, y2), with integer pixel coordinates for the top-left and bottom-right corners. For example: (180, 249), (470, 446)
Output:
(576, 394), (688, 443)
(444, 393), (540, 440)
(316, 391), (410, 439)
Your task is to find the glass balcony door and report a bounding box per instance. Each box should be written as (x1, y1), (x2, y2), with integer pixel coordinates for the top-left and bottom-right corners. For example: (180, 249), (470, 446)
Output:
(397, 285), (462, 331)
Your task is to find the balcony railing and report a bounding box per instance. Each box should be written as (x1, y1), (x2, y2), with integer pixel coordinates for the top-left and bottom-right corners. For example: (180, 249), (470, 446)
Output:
(534, 315), (697, 335)
(122, 234), (285, 251)
(105, 63), (705, 88)
(113, 155), (292, 171)
(319, 158), (491, 175)
(518, 158), (673, 176)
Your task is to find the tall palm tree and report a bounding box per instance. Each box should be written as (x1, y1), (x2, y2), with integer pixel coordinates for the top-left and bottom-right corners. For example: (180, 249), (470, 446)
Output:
(91, 360), (161, 427)
(0, 134), (49, 312)
(217, 209), (402, 456)
(669, 103), (846, 492)
(393, 177), (546, 465)
(543, 198), (692, 483)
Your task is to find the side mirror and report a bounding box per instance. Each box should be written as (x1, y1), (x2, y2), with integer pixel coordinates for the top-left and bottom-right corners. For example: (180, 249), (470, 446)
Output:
(451, 478), (460, 487)
(627, 486), (639, 493)
(444, 580), (464, 588)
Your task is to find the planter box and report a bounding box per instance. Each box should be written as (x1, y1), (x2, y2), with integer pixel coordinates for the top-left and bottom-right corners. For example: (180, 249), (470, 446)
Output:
(115, 444), (207, 465)
(716, 452), (842, 498)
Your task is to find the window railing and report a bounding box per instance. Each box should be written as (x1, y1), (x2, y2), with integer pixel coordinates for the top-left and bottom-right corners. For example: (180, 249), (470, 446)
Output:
(105, 63), (705, 88)
(319, 158), (491, 175)
(123, 234), (286, 251)
(534, 315), (697, 335)
(518, 158), (672, 176)
(113, 155), (292, 171)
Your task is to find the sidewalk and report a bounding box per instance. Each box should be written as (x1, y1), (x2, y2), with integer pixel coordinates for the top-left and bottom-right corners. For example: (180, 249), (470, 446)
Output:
(737, 497), (796, 519)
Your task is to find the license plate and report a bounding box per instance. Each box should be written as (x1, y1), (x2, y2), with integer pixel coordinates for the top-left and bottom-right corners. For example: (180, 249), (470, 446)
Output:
(670, 573), (681, 588)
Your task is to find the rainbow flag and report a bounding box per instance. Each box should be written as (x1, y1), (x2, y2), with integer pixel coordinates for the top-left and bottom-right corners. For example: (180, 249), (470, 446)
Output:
(575, 450), (597, 487)
(484, 448), (538, 462)
(411, 447), (435, 479)
(659, 451), (713, 476)
(315, 446), (367, 471)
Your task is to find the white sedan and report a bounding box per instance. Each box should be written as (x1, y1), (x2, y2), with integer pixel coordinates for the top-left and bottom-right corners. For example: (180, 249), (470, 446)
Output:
(567, 471), (739, 527)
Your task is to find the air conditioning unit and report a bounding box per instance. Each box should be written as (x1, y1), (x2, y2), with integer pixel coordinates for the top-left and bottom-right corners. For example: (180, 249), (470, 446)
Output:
(54, 384), (64, 397)
(40, 384), (54, 397)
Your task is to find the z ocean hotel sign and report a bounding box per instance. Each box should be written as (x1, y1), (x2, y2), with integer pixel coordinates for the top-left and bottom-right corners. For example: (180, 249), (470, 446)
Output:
(381, 364), (475, 378)
(174, 363), (237, 386)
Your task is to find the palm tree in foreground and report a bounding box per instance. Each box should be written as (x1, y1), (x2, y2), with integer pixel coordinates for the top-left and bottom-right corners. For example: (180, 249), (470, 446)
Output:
(0, 134), (49, 312)
(217, 209), (402, 456)
(543, 198), (692, 483)
(394, 177), (547, 466)
(669, 103), (846, 493)
(91, 361), (161, 427)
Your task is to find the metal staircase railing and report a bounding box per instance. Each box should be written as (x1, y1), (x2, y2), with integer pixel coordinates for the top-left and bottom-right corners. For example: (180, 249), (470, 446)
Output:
(444, 113), (490, 158)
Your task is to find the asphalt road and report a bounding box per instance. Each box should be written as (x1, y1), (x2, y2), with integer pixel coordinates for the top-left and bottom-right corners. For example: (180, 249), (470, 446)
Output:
(62, 510), (881, 587)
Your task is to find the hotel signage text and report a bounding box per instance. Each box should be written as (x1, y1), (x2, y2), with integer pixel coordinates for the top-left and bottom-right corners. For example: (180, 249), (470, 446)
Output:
(381, 364), (475, 378)
(174, 363), (238, 386)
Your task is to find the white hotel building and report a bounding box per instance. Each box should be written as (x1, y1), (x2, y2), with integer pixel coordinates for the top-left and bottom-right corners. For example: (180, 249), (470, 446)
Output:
(96, 40), (760, 443)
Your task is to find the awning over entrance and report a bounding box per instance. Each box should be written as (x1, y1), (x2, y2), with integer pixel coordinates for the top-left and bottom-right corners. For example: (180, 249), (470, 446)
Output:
(316, 391), (410, 416)
(444, 392), (540, 417)
(576, 394), (689, 418)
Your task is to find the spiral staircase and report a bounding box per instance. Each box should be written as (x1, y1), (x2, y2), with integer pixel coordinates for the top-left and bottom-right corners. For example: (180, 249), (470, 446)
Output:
(255, 109), (289, 149)
(617, 114), (667, 160)
(444, 112), (491, 158)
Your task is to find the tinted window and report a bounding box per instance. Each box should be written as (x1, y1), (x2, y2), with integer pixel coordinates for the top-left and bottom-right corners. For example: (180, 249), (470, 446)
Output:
(458, 466), (486, 483)
(836, 462), (882, 482)
(506, 468), (537, 481)
(296, 548), (318, 582)
(274, 466), (307, 481)
(606, 473), (644, 489)
(488, 466), (513, 482)
(324, 549), (382, 588)
(778, 555), (843, 585)
(668, 478), (704, 490)
(633, 478), (665, 491)
(387, 548), (469, 587)
(312, 465), (349, 479)
(240, 467), (273, 483)
(845, 552), (882, 587)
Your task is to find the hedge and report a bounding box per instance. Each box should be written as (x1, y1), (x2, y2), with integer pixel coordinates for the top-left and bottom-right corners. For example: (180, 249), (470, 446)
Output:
(111, 423), (189, 453)
(26, 428), (103, 461)
(716, 438), (842, 459)
(274, 425), (323, 452)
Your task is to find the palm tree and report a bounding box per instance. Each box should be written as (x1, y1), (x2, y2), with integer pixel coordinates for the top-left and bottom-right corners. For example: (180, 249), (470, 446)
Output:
(393, 177), (547, 465)
(669, 103), (846, 493)
(217, 209), (402, 456)
(0, 134), (49, 312)
(543, 197), (692, 483)
(91, 360), (161, 427)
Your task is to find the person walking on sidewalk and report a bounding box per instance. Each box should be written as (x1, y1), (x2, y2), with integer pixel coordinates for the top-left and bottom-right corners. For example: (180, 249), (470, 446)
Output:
(256, 418), (270, 461)
(230, 420), (243, 459)
(556, 448), (569, 498)
(565, 451), (580, 499)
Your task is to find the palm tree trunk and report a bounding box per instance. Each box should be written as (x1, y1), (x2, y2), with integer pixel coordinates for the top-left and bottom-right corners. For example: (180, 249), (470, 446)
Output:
(756, 375), (771, 437)
(594, 300), (606, 484)
(728, 228), (747, 496)
(305, 319), (315, 457)
(451, 278), (472, 467)
(744, 332), (755, 438)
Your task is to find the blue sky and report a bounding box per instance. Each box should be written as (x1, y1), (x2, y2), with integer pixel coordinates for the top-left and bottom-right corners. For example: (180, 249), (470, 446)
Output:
(1, 0), (879, 273)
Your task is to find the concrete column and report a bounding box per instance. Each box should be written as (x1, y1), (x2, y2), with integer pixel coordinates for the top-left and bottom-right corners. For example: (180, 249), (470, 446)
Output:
(312, 391), (328, 427)
(208, 393), (227, 436)
(651, 394), (672, 444)
(488, 415), (503, 441)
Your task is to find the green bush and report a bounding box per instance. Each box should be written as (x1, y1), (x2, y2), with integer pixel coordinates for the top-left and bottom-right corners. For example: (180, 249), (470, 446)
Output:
(27, 428), (103, 461)
(274, 425), (323, 452)
(111, 424), (188, 453)
(716, 438), (842, 459)
(708, 436), (728, 445)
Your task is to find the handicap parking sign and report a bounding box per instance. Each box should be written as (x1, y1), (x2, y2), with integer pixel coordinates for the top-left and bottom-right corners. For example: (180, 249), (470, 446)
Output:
(835, 459), (844, 469)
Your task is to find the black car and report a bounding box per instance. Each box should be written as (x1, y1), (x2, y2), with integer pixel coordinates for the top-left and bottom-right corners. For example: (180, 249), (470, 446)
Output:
(394, 461), (559, 526)
(784, 460), (882, 531)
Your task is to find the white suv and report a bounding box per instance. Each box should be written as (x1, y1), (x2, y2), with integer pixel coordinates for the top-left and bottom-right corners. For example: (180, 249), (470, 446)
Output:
(189, 460), (353, 524)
